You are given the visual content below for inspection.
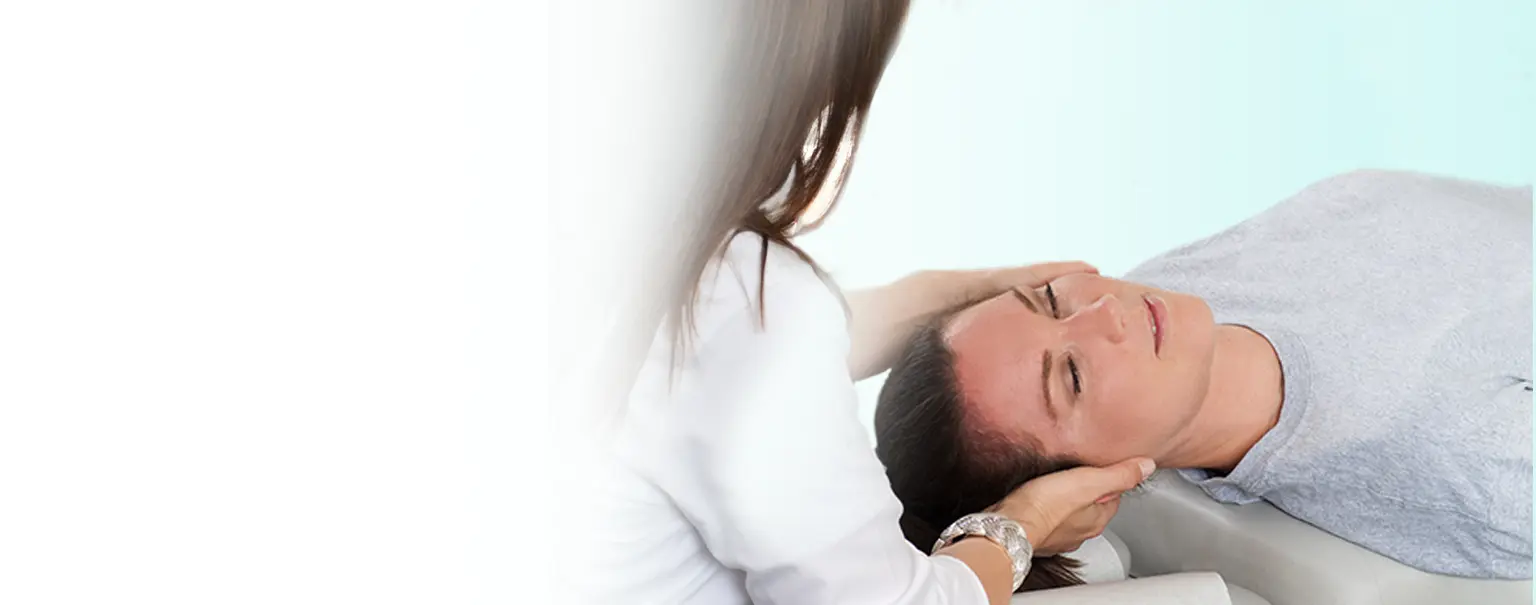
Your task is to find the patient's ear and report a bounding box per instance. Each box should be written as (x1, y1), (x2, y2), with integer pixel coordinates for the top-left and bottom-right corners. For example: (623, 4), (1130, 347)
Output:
(1018, 555), (1085, 592)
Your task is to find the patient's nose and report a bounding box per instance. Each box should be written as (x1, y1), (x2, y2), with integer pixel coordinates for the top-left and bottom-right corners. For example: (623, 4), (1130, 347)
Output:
(1067, 294), (1126, 344)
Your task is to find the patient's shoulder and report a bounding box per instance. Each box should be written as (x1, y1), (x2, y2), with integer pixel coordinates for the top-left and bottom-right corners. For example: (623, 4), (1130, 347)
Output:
(1299, 169), (1527, 210)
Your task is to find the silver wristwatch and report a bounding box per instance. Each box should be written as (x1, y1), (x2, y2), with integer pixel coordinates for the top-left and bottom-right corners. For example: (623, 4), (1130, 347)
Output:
(932, 512), (1034, 592)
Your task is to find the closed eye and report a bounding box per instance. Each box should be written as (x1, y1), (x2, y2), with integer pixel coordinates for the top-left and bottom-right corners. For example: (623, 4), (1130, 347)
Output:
(1067, 356), (1082, 396)
(1046, 284), (1082, 396)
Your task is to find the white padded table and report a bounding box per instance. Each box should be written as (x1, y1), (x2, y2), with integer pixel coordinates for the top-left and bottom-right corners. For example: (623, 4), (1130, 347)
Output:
(1004, 531), (1246, 604)
(1108, 472), (1532, 605)
(1013, 572), (1235, 605)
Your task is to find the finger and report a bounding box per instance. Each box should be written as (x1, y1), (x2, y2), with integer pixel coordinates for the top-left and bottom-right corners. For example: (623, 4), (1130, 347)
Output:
(1091, 498), (1121, 533)
(1097, 497), (1121, 520)
(1024, 261), (1099, 285)
(1062, 458), (1155, 503)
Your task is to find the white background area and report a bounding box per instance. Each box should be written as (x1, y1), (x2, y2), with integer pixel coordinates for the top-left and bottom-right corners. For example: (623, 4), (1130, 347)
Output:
(1, 1), (542, 603)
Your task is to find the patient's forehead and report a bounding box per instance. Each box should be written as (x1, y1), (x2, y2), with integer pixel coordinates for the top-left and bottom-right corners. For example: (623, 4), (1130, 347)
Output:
(945, 285), (1056, 354)
(943, 293), (1066, 454)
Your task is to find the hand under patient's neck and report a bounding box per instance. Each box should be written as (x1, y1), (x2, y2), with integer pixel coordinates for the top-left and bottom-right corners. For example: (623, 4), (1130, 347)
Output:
(1162, 325), (1284, 474)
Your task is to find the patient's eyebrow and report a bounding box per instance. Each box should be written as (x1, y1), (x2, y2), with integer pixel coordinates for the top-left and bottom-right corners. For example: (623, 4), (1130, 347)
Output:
(1010, 287), (1055, 420)
(1041, 350), (1056, 421)
(1010, 287), (1040, 314)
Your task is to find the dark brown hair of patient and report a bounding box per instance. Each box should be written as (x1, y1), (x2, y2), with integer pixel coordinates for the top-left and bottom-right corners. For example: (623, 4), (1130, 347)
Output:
(875, 306), (1088, 592)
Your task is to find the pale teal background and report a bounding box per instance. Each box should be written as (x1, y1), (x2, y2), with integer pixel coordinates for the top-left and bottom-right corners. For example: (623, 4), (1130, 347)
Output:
(795, 0), (1533, 428)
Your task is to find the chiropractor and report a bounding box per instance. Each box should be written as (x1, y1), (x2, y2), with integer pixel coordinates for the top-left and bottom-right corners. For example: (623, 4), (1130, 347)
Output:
(577, 2), (1154, 604)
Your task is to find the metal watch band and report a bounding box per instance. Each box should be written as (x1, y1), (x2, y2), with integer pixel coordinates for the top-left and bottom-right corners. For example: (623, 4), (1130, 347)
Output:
(932, 512), (1033, 592)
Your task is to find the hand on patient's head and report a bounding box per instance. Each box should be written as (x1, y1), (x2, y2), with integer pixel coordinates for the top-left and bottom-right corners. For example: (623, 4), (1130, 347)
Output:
(973, 261), (1099, 300)
(990, 457), (1156, 556)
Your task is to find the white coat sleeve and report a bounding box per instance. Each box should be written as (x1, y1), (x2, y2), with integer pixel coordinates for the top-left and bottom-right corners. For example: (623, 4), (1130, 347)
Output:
(645, 269), (989, 605)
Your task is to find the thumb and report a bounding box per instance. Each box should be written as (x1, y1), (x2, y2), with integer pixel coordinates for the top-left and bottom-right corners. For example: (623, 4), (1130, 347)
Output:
(1071, 458), (1155, 503)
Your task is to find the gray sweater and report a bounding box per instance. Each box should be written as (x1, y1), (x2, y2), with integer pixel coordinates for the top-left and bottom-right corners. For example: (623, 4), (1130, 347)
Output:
(1125, 170), (1532, 579)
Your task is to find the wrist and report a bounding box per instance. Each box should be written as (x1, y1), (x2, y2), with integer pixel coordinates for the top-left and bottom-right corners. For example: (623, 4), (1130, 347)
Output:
(910, 268), (995, 310)
(935, 537), (1019, 604)
(946, 534), (1010, 561)
(989, 502), (1048, 554)
(1015, 516), (1047, 554)
(935, 512), (1034, 592)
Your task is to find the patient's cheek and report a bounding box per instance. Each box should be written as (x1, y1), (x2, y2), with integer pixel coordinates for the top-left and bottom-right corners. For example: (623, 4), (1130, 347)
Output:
(1087, 400), (1166, 454)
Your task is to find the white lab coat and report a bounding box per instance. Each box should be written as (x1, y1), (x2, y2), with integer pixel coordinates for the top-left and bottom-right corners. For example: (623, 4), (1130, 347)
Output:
(587, 232), (987, 604)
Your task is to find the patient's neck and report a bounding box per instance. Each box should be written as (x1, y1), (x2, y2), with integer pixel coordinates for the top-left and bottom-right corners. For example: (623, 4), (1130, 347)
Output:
(1165, 325), (1284, 474)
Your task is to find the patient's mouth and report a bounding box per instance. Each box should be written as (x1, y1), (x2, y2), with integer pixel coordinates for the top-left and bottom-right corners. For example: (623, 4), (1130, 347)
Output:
(1143, 295), (1165, 356)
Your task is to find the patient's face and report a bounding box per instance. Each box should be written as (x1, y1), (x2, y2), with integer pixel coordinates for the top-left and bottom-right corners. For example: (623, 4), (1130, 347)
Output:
(945, 273), (1216, 465)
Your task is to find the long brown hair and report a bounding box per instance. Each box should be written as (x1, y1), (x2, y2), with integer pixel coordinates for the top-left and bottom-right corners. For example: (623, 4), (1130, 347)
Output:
(665, 0), (911, 362)
(876, 311), (1091, 593)
(576, 1), (913, 433)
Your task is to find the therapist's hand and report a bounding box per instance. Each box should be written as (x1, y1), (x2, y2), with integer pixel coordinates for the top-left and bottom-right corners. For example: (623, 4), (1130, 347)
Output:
(968, 261), (1099, 301)
(989, 458), (1155, 556)
(846, 261), (1099, 381)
